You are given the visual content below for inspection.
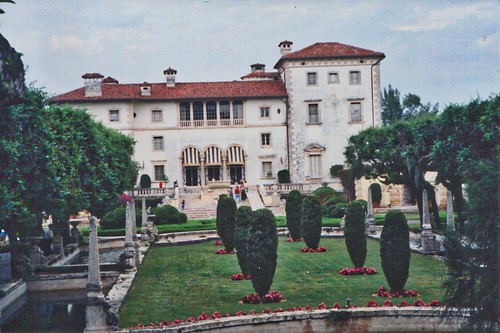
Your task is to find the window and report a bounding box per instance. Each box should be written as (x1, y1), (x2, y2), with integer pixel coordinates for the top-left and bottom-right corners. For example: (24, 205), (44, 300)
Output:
(328, 72), (339, 84)
(180, 102), (190, 121)
(193, 102), (204, 120)
(308, 103), (320, 124)
(262, 161), (272, 177)
(206, 101), (217, 120)
(260, 106), (270, 118)
(349, 71), (361, 85)
(109, 109), (119, 122)
(154, 165), (165, 181)
(220, 101), (230, 120)
(233, 101), (243, 120)
(309, 155), (322, 178)
(350, 102), (362, 122)
(307, 72), (317, 85)
(152, 109), (162, 122)
(261, 133), (271, 146)
(153, 136), (164, 150)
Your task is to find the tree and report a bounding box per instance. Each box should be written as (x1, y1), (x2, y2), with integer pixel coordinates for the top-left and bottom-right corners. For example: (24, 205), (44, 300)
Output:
(381, 85), (403, 125)
(235, 206), (252, 276)
(301, 195), (322, 249)
(285, 190), (302, 240)
(380, 210), (410, 293)
(330, 164), (356, 200)
(247, 208), (278, 297)
(345, 117), (441, 228)
(215, 195), (236, 251)
(344, 201), (367, 268)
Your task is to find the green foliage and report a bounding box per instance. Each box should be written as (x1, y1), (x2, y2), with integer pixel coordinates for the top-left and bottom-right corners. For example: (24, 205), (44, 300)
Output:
(312, 186), (337, 204)
(354, 199), (368, 214)
(324, 195), (348, 207)
(248, 208), (278, 296)
(285, 190), (303, 240)
(380, 210), (410, 292)
(369, 183), (382, 203)
(235, 206), (252, 276)
(140, 174), (152, 189)
(344, 201), (367, 267)
(216, 196), (236, 251)
(99, 207), (142, 229)
(328, 203), (348, 218)
(277, 169), (290, 183)
(381, 85), (438, 125)
(301, 195), (322, 249)
(443, 157), (499, 331)
(151, 205), (186, 225)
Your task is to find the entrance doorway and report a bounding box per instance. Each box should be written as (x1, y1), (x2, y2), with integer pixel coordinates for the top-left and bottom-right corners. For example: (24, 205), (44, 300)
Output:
(184, 167), (199, 186)
(229, 165), (244, 184)
(207, 166), (221, 181)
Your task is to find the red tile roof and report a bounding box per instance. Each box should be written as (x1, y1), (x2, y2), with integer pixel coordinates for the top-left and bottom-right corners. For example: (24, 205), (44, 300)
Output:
(240, 71), (280, 80)
(51, 80), (288, 103)
(274, 42), (385, 68)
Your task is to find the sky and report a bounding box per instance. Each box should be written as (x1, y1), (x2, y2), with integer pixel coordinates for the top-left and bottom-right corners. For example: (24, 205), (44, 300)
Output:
(1, 0), (498, 108)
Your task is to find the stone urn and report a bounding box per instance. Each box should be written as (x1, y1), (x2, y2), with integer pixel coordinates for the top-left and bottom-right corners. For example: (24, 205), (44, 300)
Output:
(70, 220), (83, 243)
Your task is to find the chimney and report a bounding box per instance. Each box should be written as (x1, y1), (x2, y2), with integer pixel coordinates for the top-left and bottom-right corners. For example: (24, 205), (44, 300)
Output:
(140, 82), (151, 96)
(163, 67), (177, 87)
(82, 73), (104, 97)
(250, 63), (266, 73)
(278, 40), (293, 56)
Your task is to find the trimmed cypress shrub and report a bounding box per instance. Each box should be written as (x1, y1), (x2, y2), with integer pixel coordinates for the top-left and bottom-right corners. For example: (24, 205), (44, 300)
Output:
(380, 210), (410, 292)
(151, 205), (186, 225)
(344, 201), (367, 267)
(324, 195), (348, 207)
(248, 208), (278, 296)
(235, 206), (252, 276)
(285, 190), (303, 240)
(312, 186), (337, 204)
(301, 195), (322, 249)
(328, 203), (348, 218)
(277, 169), (290, 183)
(216, 195), (237, 251)
(140, 174), (152, 188)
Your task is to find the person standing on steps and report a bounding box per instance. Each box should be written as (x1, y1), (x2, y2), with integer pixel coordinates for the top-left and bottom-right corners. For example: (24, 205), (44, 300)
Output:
(234, 186), (241, 203)
(181, 199), (185, 210)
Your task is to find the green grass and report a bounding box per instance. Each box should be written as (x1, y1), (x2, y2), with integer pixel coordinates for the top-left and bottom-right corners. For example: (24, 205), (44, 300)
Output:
(118, 238), (446, 327)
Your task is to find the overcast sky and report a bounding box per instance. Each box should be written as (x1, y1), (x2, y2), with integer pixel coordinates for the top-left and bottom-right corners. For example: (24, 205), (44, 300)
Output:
(1, 0), (498, 108)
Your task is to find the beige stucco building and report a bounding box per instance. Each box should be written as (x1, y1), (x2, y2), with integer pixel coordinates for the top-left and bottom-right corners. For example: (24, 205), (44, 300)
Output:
(52, 41), (385, 194)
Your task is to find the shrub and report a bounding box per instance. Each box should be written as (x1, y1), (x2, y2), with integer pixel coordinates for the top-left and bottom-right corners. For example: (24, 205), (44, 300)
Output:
(248, 208), (278, 296)
(353, 199), (368, 214)
(328, 203), (348, 218)
(380, 210), (410, 293)
(285, 190), (302, 240)
(344, 201), (367, 267)
(312, 186), (337, 204)
(301, 195), (322, 249)
(151, 205), (186, 225)
(321, 205), (329, 216)
(100, 207), (126, 229)
(369, 183), (382, 203)
(140, 174), (152, 189)
(277, 169), (290, 183)
(324, 195), (348, 207)
(235, 206), (252, 276)
(216, 195), (237, 252)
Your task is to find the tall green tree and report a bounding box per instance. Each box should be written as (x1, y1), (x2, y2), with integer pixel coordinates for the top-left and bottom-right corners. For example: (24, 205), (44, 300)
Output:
(235, 206), (252, 276)
(344, 201), (367, 268)
(215, 195), (236, 251)
(381, 85), (438, 125)
(285, 189), (302, 240)
(301, 195), (322, 249)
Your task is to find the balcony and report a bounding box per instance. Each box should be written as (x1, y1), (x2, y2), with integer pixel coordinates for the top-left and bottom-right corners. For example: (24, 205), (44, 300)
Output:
(178, 119), (244, 128)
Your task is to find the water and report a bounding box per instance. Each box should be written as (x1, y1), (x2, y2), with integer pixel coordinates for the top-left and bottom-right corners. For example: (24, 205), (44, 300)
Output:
(65, 249), (123, 265)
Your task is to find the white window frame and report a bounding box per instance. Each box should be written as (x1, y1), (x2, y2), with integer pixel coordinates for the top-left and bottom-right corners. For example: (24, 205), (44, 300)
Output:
(307, 103), (320, 124)
(153, 136), (164, 151)
(308, 154), (322, 179)
(152, 109), (163, 122)
(328, 72), (339, 84)
(261, 161), (273, 178)
(109, 109), (120, 122)
(350, 102), (362, 123)
(349, 71), (361, 85)
(260, 106), (270, 119)
(261, 133), (271, 147)
(307, 72), (318, 86)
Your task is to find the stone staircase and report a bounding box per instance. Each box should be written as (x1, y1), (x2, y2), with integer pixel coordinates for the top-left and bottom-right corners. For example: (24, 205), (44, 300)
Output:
(183, 207), (216, 219)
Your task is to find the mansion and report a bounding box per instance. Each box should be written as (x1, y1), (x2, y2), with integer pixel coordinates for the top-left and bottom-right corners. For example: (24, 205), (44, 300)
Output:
(52, 41), (385, 192)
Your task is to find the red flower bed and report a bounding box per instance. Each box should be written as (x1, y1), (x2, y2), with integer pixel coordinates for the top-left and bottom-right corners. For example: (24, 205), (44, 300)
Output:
(374, 285), (420, 298)
(241, 291), (284, 304)
(215, 248), (235, 254)
(214, 240), (224, 246)
(230, 273), (251, 280)
(300, 246), (327, 253)
(339, 266), (377, 275)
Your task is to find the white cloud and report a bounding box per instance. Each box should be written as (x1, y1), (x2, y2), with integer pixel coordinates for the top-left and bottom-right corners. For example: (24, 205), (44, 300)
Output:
(391, 2), (498, 32)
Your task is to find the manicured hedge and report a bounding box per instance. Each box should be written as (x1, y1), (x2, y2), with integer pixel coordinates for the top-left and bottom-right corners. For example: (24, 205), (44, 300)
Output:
(235, 206), (252, 276)
(216, 195), (237, 252)
(301, 195), (322, 249)
(285, 190), (303, 240)
(344, 201), (367, 267)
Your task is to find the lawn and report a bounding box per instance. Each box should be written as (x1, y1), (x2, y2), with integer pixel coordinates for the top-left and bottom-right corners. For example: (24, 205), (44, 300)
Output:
(118, 238), (446, 327)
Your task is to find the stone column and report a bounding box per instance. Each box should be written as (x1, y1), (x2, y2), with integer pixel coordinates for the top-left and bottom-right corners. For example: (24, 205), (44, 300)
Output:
(420, 190), (440, 254)
(84, 216), (107, 332)
(140, 197), (149, 243)
(446, 191), (455, 232)
(124, 202), (136, 271)
(222, 156), (227, 181)
(366, 188), (376, 234)
(131, 200), (140, 265)
(200, 157), (206, 187)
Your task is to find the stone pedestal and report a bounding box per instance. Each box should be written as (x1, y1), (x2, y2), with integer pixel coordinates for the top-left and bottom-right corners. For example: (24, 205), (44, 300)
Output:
(124, 203), (136, 271)
(446, 191), (455, 232)
(366, 188), (376, 234)
(52, 234), (64, 255)
(141, 197), (150, 244)
(420, 190), (440, 254)
(70, 221), (82, 243)
(28, 238), (47, 266)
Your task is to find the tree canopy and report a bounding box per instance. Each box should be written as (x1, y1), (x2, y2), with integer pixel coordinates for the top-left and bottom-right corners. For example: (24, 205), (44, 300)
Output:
(381, 85), (438, 125)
